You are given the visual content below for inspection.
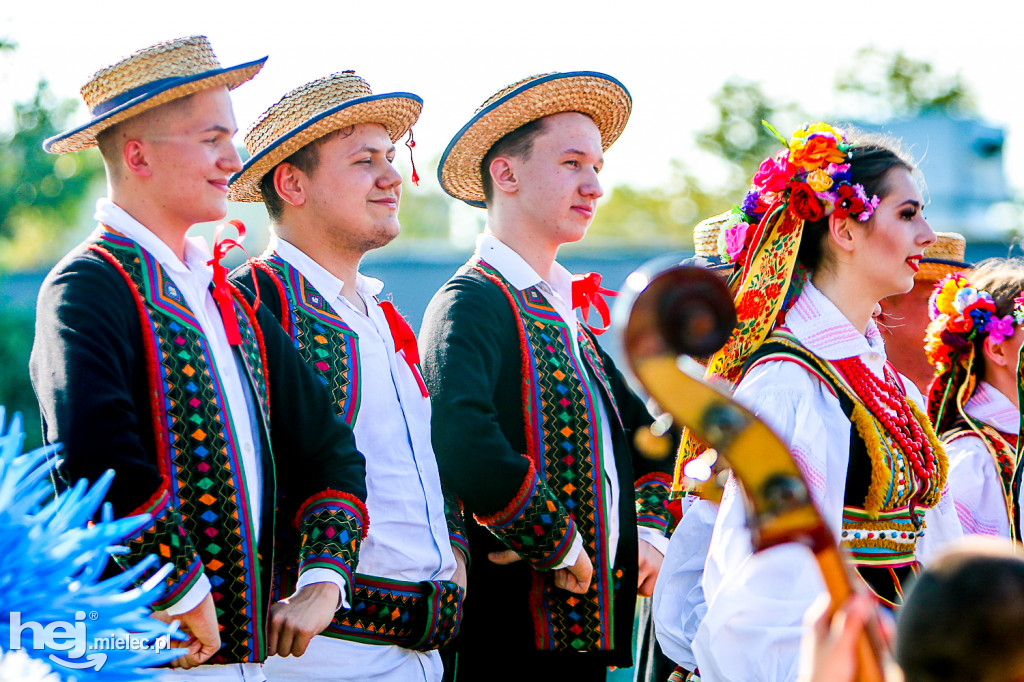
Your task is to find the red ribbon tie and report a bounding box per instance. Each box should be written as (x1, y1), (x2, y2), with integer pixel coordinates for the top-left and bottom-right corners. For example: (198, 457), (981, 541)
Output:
(572, 272), (618, 335)
(207, 219), (252, 346)
(378, 300), (429, 397)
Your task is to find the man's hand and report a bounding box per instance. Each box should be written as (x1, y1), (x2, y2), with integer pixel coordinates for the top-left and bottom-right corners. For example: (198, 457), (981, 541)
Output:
(637, 539), (664, 597)
(268, 582), (340, 658)
(489, 547), (593, 594)
(797, 592), (880, 682)
(150, 592), (221, 669)
(554, 549), (593, 594)
(452, 546), (469, 593)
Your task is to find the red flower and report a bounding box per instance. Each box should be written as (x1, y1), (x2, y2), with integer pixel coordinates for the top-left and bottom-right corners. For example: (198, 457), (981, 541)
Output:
(736, 289), (769, 321)
(831, 182), (866, 219)
(763, 282), (783, 303)
(788, 181), (825, 222)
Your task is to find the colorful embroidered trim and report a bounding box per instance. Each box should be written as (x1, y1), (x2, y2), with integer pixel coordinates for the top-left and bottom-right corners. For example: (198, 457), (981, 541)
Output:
(326, 574), (464, 651)
(634, 472), (675, 536)
(473, 456), (578, 571)
(840, 505), (925, 566)
(256, 254), (362, 425)
(295, 489), (368, 607)
(442, 485), (470, 568)
(92, 228), (269, 662)
(472, 259), (618, 653)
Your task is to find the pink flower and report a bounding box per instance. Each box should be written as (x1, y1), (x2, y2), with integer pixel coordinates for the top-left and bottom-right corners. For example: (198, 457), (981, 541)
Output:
(752, 151), (795, 193)
(724, 221), (750, 261)
(986, 314), (1016, 345)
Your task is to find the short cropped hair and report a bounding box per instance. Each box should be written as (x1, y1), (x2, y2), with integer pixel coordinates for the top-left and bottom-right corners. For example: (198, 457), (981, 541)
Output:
(479, 117), (548, 204)
(259, 125), (353, 221)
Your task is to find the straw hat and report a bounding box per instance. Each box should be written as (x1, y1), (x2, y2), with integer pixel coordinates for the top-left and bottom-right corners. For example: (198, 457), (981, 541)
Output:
(918, 232), (969, 281)
(438, 71), (631, 208)
(693, 212), (731, 260)
(44, 36), (266, 155)
(228, 72), (423, 203)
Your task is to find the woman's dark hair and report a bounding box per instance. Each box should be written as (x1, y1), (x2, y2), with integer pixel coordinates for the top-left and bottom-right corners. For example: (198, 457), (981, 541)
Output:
(796, 133), (916, 271)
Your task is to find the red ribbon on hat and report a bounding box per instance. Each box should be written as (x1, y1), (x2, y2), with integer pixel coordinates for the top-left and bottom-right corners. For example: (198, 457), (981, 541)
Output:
(572, 272), (618, 335)
(378, 300), (429, 397)
(207, 219), (257, 346)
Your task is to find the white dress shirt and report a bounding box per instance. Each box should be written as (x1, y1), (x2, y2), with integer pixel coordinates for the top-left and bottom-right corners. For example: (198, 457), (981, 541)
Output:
(95, 201), (345, 682)
(261, 237), (456, 682)
(946, 380), (1019, 537)
(691, 281), (964, 682)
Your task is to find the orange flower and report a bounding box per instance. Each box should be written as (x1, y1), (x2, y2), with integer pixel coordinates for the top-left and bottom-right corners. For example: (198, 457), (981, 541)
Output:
(789, 133), (847, 172)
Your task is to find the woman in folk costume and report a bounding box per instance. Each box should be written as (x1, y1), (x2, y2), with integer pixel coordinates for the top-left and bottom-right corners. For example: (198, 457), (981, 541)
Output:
(924, 259), (1024, 538)
(688, 123), (963, 682)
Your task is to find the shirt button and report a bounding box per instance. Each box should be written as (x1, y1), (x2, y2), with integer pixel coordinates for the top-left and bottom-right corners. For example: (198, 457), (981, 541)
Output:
(243, 443), (254, 454)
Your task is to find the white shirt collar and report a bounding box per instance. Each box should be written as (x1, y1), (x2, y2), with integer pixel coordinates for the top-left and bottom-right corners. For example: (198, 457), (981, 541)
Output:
(474, 233), (573, 307)
(965, 380), (1021, 434)
(783, 280), (886, 362)
(94, 198), (213, 287)
(267, 235), (385, 306)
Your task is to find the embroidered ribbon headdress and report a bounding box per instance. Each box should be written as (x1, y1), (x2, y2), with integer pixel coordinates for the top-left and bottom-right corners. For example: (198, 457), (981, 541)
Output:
(673, 121), (881, 493)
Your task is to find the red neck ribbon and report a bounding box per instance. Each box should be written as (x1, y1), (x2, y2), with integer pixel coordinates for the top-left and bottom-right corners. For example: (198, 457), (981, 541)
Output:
(378, 300), (429, 397)
(207, 219), (254, 346)
(571, 272), (618, 335)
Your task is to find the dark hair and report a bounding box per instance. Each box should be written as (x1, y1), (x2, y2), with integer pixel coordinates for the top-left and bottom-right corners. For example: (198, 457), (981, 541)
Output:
(796, 136), (916, 271)
(259, 126), (353, 221)
(479, 117), (548, 203)
(896, 546), (1024, 682)
(965, 257), (1024, 380)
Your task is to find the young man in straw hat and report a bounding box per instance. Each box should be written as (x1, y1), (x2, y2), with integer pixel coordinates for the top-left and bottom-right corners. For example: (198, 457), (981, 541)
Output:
(878, 232), (970, 392)
(226, 71), (466, 682)
(30, 36), (369, 681)
(420, 72), (675, 680)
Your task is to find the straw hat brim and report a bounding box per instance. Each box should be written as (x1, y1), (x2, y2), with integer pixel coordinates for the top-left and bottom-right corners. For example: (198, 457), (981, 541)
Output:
(228, 92), (423, 203)
(438, 72), (631, 208)
(44, 57), (267, 154)
(917, 258), (970, 282)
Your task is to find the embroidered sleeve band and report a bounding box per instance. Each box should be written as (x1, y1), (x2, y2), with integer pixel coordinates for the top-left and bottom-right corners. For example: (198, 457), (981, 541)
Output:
(474, 456), (577, 571)
(442, 485), (470, 567)
(114, 486), (205, 610)
(635, 472), (676, 537)
(295, 489), (369, 607)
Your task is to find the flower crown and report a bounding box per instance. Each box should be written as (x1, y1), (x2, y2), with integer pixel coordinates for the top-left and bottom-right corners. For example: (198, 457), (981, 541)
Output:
(924, 272), (1024, 370)
(717, 122), (880, 265)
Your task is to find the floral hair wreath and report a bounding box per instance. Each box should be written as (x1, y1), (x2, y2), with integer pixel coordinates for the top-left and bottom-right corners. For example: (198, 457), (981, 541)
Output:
(924, 273), (1024, 371)
(717, 122), (881, 265)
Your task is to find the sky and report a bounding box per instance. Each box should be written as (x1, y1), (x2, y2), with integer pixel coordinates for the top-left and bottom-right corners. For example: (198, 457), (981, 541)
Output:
(1, 0), (1020, 202)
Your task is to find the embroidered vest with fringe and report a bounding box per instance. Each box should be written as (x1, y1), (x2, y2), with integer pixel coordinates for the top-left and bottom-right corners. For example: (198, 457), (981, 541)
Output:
(90, 228), (272, 663)
(746, 329), (947, 607)
(472, 259), (623, 653)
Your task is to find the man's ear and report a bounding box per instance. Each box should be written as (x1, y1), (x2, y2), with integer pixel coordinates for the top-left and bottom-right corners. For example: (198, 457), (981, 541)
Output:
(274, 162), (307, 208)
(488, 157), (518, 196)
(828, 212), (856, 255)
(123, 139), (152, 178)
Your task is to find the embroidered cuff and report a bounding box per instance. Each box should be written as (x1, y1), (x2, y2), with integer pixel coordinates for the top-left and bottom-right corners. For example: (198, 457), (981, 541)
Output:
(635, 472), (676, 537)
(442, 486), (470, 569)
(114, 486), (204, 610)
(295, 489), (368, 609)
(474, 457), (577, 570)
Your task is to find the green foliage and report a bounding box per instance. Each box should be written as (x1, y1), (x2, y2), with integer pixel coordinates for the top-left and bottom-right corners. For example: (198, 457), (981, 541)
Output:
(836, 47), (976, 119)
(0, 79), (104, 269)
(0, 306), (41, 449)
(396, 186), (450, 241)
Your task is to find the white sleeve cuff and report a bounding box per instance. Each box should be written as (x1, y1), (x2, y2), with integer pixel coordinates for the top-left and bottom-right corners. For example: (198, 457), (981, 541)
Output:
(638, 526), (669, 556)
(551, 532), (584, 570)
(295, 568), (351, 611)
(161, 573), (211, 616)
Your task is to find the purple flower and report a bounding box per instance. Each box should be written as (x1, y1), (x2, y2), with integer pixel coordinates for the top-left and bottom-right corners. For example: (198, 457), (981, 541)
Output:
(741, 190), (763, 217)
(986, 314), (1016, 345)
(827, 163), (852, 183)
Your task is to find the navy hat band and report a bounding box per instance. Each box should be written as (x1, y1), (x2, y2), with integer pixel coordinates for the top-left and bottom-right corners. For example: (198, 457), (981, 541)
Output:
(90, 76), (183, 116)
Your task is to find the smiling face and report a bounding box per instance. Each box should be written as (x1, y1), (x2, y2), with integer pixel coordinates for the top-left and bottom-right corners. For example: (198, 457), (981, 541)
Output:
(300, 122), (402, 255)
(507, 111), (605, 249)
(849, 167), (936, 300)
(136, 87), (243, 228)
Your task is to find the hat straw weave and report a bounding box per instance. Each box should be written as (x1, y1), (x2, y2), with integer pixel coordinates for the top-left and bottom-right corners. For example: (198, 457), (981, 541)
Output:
(438, 71), (631, 207)
(693, 212), (732, 259)
(228, 71), (422, 203)
(918, 232), (969, 281)
(45, 35), (265, 154)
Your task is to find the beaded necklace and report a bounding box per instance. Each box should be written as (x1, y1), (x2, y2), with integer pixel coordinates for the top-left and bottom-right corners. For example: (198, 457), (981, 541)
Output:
(834, 356), (938, 485)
